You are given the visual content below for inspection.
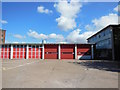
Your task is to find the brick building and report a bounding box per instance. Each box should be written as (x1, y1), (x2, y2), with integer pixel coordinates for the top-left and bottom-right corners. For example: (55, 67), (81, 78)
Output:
(0, 29), (6, 44)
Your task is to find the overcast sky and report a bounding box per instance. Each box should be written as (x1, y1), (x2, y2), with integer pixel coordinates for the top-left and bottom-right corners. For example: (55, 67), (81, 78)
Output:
(1, 1), (119, 43)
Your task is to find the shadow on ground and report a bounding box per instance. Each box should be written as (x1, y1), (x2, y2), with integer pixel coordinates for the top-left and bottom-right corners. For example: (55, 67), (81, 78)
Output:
(69, 60), (120, 72)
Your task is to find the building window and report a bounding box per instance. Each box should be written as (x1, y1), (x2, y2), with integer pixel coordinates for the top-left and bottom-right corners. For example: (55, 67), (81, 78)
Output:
(99, 35), (101, 38)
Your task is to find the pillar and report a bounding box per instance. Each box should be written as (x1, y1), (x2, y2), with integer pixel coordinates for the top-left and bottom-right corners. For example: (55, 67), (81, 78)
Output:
(75, 44), (77, 59)
(58, 44), (61, 59)
(91, 45), (94, 59)
(10, 45), (13, 59)
(26, 45), (29, 59)
(42, 44), (44, 59)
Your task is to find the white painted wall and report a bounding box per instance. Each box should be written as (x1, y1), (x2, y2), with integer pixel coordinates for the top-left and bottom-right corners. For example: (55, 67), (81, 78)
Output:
(10, 45), (13, 59)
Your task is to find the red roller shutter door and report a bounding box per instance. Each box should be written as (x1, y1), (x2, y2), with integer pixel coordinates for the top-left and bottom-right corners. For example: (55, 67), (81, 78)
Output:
(44, 44), (58, 59)
(36, 46), (42, 59)
(61, 44), (75, 59)
(13, 45), (26, 59)
(19, 45), (26, 59)
(28, 45), (42, 59)
(77, 44), (91, 59)
(1, 45), (10, 59)
(32, 46), (35, 59)
(13, 45), (19, 59)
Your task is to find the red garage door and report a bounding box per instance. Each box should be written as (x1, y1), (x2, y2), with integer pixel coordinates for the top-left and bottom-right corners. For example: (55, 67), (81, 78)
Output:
(1, 45), (10, 59)
(13, 45), (26, 59)
(77, 44), (91, 59)
(44, 44), (58, 59)
(28, 45), (42, 59)
(61, 44), (75, 59)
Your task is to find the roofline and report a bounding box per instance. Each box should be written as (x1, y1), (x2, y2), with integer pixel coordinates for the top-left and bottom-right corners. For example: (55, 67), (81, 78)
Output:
(87, 24), (120, 40)
(0, 43), (95, 45)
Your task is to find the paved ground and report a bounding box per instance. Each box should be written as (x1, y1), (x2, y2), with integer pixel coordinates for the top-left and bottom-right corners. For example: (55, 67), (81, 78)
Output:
(2, 59), (119, 88)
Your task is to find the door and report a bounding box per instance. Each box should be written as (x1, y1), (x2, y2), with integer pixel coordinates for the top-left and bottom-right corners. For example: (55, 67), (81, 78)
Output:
(44, 44), (58, 59)
(61, 44), (75, 59)
(77, 44), (91, 59)
(28, 45), (42, 59)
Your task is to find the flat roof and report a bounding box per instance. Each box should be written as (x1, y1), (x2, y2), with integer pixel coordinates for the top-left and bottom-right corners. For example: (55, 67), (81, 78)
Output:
(87, 24), (120, 40)
(0, 43), (95, 45)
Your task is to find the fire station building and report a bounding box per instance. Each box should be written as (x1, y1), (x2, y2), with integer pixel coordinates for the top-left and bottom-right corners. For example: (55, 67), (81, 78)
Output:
(0, 43), (94, 60)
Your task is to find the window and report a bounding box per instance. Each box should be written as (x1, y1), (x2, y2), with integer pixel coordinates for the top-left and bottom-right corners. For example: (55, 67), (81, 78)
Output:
(45, 52), (58, 54)
(21, 45), (23, 48)
(13, 45), (16, 48)
(62, 52), (74, 54)
(99, 35), (101, 38)
(36, 46), (39, 48)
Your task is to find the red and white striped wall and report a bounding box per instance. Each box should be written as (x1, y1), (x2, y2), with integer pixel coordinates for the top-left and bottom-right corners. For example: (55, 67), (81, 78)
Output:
(0, 44), (94, 60)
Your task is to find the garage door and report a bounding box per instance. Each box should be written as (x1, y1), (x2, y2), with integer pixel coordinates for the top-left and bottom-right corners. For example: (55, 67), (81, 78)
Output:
(61, 44), (75, 59)
(13, 45), (26, 59)
(44, 44), (58, 59)
(28, 45), (42, 59)
(0, 45), (10, 59)
(77, 44), (91, 59)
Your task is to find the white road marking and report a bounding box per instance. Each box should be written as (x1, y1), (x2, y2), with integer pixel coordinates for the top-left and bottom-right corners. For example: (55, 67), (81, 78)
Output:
(2, 61), (40, 71)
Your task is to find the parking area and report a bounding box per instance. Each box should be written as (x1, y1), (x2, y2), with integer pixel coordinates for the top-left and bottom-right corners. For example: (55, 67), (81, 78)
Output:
(2, 59), (119, 88)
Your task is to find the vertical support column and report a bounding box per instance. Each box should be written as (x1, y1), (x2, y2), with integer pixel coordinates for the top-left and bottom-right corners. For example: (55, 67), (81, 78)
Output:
(111, 28), (115, 60)
(42, 44), (44, 60)
(10, 45), (13, 59)
(58, 44), (61, 59)
(91, 45), (94, 60)
(23, 45), (24, 59)
(75, 44), (77, 59)
(26, 45), (29, 59)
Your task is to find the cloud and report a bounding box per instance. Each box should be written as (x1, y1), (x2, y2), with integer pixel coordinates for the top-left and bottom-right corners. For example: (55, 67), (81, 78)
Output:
(27, 30), (47, 40)
(85, 13), (119, 32)
(13, 34), (26, 39)
(0, 20), (8, 24)
(37, 6), (52, 14)
(66, 29), (94, 43)
(54, 0), (82, 31)
(27, 29), (64, 42)
(114, 5), (120, 12)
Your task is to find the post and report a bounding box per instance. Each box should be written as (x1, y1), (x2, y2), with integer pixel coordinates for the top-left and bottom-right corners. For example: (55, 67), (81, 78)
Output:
(91, 45), (94, 59)
(10, 45), (13, 59)
(75, 44), (77, 59)
(23, 45), (24, 59)
(42, 44), (44, 59)
(58, 44), (61, 59)
(26, 45), (29, 59)
(111, 28), (115, 60)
